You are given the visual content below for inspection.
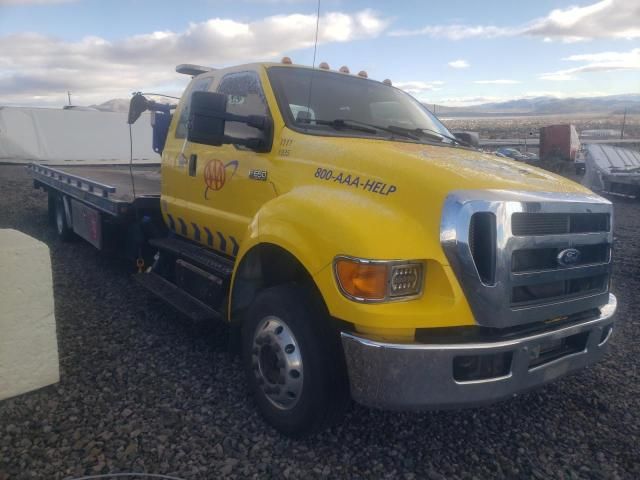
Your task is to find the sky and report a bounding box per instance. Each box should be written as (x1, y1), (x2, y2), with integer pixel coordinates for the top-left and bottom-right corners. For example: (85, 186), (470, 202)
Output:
(0, 0), (638, 108)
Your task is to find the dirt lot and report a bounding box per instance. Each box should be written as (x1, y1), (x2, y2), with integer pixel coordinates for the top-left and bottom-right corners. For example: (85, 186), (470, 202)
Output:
(1, 164), (639, 479)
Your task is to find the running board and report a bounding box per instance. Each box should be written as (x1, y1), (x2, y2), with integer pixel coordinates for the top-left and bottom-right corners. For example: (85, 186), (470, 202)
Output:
(149, 237), (233, 278)
(133, 271), (222, 322)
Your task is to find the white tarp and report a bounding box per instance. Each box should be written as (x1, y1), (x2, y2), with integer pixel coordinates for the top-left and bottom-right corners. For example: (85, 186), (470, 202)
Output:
(0, 106), (159, 165)
(583, 143), (640, 191)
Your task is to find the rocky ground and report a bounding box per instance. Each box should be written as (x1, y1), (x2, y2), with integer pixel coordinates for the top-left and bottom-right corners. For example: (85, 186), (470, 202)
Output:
(0, 164), (639, 479)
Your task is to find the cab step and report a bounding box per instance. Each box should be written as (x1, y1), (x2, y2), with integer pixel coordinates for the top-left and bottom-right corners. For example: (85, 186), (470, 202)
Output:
(133, 271), (222, 322)
(150, 236), (234, 278)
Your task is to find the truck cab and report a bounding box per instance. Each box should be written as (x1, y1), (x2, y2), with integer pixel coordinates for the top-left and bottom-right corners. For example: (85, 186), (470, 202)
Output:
(148, 60), (616, 434)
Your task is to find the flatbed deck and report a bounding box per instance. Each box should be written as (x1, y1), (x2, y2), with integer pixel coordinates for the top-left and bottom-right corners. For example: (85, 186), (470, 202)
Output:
(30, 163), (162, 217)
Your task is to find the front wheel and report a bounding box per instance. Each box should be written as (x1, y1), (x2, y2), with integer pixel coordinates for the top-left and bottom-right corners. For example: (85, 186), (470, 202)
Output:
(242, 284), (349, 437)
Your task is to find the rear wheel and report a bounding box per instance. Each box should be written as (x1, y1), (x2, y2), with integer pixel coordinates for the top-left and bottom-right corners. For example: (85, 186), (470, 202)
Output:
(242, 284), (349, 437)
(54, 195), (73, 241)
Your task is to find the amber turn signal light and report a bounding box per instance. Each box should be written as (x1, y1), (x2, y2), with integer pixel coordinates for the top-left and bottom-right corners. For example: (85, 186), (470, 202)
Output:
(335, 259), (388, 301)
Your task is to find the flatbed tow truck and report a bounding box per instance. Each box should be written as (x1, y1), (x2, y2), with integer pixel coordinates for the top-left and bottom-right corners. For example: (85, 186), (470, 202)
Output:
(30, 60), (617, 436)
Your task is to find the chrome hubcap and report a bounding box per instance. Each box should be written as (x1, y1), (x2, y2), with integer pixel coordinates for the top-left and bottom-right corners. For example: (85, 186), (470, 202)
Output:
(252, 316), (303, 410)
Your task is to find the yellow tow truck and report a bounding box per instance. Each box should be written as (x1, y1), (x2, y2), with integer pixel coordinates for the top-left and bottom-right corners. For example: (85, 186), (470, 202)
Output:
(30, 59), (617, 436)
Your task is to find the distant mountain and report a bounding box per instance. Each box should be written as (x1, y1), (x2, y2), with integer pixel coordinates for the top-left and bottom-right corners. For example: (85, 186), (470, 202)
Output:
(90, 98), (131, 113)
(432, 94), (640, 116)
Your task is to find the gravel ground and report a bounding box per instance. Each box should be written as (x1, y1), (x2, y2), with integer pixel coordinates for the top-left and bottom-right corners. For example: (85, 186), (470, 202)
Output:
(0, 164), (639, 479)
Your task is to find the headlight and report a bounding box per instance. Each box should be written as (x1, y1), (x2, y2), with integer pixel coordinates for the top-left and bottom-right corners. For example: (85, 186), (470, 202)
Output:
(334, 256), (424, 303)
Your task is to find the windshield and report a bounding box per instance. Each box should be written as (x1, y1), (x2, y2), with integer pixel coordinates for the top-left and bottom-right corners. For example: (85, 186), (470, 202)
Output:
(267, 66), (453, 143)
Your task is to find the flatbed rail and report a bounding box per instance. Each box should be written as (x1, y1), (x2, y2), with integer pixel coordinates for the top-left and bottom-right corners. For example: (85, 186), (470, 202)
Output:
(28, 163), (161, 217)
(30, 163), (117, 198)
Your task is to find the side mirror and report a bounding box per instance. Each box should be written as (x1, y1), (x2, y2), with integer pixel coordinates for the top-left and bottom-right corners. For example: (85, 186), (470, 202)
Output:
(188, 91), (271, 150)
(188, 91), (228, 146)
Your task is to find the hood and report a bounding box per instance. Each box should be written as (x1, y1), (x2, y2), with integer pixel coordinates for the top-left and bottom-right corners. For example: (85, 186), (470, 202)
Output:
(379, 141), (590, 196)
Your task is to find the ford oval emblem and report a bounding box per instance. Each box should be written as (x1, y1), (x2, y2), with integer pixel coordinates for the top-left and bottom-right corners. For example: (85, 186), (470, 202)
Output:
(557, 248), (581, 267)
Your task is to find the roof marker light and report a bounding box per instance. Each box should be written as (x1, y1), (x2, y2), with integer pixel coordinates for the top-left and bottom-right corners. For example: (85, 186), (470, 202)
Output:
(383, 79), (392, 86)
(319, 62), (330, 70)
(281, 56), (292, 64)
(339, 66), (350, 74)
(357, 70), (368, 78)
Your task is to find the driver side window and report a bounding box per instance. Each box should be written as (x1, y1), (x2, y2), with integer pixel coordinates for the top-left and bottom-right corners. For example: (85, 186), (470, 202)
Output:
(175, 76), (213, 139)
(217, 71), (269, 140)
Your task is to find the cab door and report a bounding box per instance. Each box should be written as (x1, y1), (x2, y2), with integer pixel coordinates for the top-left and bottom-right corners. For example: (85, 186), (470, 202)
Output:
(174, 70), (278, 258)
(161, 75), (214, 236)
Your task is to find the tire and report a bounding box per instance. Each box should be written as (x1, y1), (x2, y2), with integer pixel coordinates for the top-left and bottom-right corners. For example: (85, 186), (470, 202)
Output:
(242, 284), (350, 437)
(54, 195), (74, 241)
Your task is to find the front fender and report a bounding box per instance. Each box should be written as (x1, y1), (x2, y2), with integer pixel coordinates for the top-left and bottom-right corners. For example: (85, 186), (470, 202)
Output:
(233, 186), (475, 338)
(246, 185), (447, 271)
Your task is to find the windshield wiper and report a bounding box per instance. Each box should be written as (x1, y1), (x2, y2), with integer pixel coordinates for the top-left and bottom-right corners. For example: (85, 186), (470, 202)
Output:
(414, 127), (472, 147)
(300, 118), (421, 140)
(299, 118), (377, 134)
(385, 124), (472, 147)
(299, 118), (466, 145)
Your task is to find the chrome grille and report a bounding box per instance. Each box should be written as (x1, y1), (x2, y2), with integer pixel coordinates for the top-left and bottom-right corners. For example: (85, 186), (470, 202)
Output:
(511, 274), (608, 306)
(512, 244), (610, 272)
(511, 212), (610, 236)
(441, 190), (613, 329)
(468, 212), (496, 285)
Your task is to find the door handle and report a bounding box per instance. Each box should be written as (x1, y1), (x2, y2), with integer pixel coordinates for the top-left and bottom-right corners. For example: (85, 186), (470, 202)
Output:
(188, 154), (197, 177)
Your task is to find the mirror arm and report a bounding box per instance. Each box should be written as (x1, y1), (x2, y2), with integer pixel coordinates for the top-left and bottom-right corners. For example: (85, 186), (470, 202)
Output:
(223, 136), (265, 150)
(203, 110), (269, 131)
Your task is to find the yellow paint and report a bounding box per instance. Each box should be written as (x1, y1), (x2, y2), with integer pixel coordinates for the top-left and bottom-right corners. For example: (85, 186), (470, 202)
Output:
(160, 63), (592, 341)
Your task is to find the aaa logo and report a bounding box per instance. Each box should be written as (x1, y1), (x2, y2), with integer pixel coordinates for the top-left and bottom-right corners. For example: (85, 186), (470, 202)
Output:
(204, 159), (239, 199)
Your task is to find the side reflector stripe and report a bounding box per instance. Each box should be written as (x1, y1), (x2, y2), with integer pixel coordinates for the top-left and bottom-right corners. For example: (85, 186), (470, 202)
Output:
(230, 236), (239, 257)
(216, 231), (227, 253)
(168, 215), (238, 258)
(167, 214), (176, 231)
(178, 218), (187, 236)
(191, 222), (201, 242)
(204, 227), (214, 247)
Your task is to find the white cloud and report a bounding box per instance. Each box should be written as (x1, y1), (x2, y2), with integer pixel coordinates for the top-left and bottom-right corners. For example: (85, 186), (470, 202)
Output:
(0, 9), (390, 106)
(539, 47), (640, 80)
(389, 0), (640, 42)
(525, 0), (640, 42)
(448, 59), (469, 69)
(436, 96), (506, 107)
(538, 71), (575, 81)
(394, 80), (445, 97)
(390, 24), (512, 40)
(474, 79), (521, 85)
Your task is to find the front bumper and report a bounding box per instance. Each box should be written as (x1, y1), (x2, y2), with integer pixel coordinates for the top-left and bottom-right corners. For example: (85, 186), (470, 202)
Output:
(341, 294), (617, 410)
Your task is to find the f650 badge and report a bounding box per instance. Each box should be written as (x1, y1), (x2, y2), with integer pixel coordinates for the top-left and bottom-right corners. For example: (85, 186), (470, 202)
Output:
(249, 169), (268, 181)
